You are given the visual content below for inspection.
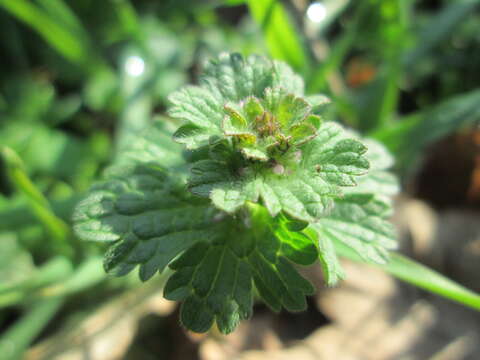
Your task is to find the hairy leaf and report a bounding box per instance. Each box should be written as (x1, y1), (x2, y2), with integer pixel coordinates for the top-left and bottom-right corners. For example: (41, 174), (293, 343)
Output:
(221, 88), (322, 160)
(75, 162), (317, 333)
(74, 118), (319, 334)
(73, 162), (219, 279)
(73, 53), (401, 335)
(168, 53), (304, 150)
(169, 54), (371, 221)
(311, 138), (398, 281)
(73, 121), (209, 279)
(189, 121), (369, 222)
(164, 205), (317, 334)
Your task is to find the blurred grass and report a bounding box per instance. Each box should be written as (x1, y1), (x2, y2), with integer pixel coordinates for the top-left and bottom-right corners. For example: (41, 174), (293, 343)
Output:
(0, 297), (64, 359)
(1, 147), (72, 258)
(247, 0), (309, 72)
(372, 88), (480, 173)
(0, 0), (104, 72)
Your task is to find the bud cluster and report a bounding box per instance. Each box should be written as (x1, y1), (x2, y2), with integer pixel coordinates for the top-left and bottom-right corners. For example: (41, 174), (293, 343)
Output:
(222, 87), (322, 162)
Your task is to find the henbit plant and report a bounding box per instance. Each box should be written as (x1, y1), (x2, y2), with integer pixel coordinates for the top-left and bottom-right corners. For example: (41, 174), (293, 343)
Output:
(73, 52), (399, 334)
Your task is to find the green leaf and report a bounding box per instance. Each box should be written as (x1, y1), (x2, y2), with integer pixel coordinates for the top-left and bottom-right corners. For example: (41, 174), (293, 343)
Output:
(306, 94), (331, 114)
(74, 119), (318, 334)
(113, 120), (184, 169)
(189, 121), (370, 222)
(305, 228), (344, 287)
(164, 204), (317, 333)
(168, 85), (224, 131)
(313, 193), (397, 265)
(76, 164), (317, 334)
(169, 53), (305, 150)
(311, 138), (398, 276)
(73, 53), (404, 335)
(73, 120), (210, 279)
(73, 162), (219, 279)
(350, 137), (399, 197)
(203, 53), (305, 100)
(173, 124), (212, 150)
(220, 87), (323, 160)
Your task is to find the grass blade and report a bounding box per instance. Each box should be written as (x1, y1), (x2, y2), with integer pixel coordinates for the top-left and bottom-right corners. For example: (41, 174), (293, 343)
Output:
(372, 88), (480, 172)
(0, 257), (72, 295)
(0, 257), (73, 308)
(334, 240), (480, 311)
(354, 0), (411, 131)
(247, 0), (309, 71)
(0, 0), (102, 72)
(224, 0), (246, 5)
(35, 0), (88, 37)
(113, 0), (140, 38)
(0, 258), (105, 307)
(40, 256), (105, 298)
(0, 297), (63, 360)
(0, 195), (80, 233)
(1, 147), (72, 258)
(403, 0), (480, 68)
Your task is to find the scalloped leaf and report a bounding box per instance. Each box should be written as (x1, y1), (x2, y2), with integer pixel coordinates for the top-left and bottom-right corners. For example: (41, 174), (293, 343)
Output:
(164, 205), (317, 334)
(73, 52), (401, 335)
(189, 122), (370, 222)
(169, 53), (305, 149)
(311, 138), (399, 278)
(73, 163), (220, 280)
(305, 227), (344, 287)
(75, 163), (317, 334)
(313, 193), (397, 266)
(73, 118), (320, 334)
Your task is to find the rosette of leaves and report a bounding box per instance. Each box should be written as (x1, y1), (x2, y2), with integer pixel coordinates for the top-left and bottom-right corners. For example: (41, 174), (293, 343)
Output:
(221, 87), (321, 161)
(73, 53), (398, 334)
(170, 53), (373, 222)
